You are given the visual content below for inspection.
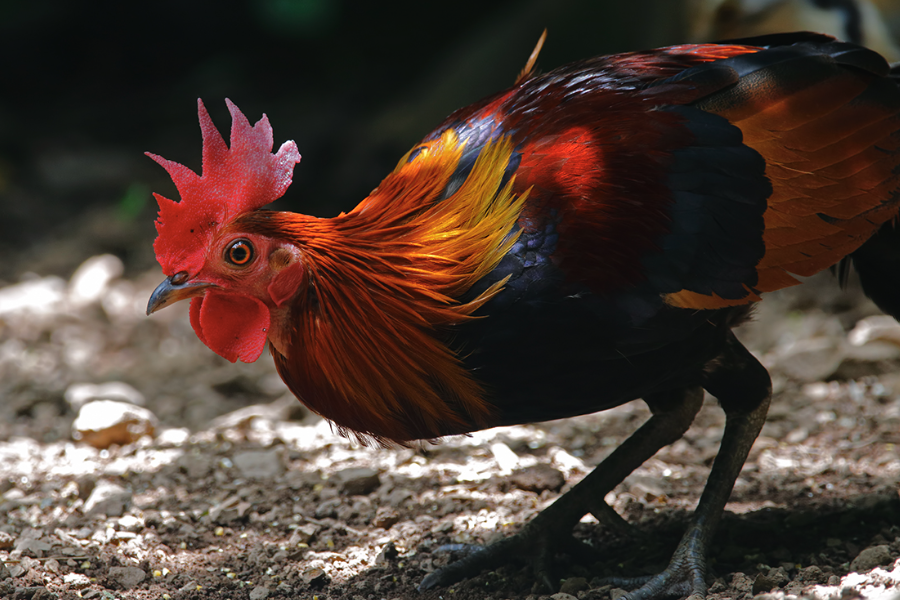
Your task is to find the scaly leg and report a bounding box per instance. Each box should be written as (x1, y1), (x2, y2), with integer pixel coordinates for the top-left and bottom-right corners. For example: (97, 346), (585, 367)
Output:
(419, 385), (705, 592)
(609, 332), (772, 600)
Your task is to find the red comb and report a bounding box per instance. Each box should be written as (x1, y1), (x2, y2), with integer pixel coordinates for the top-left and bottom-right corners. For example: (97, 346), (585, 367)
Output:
(148, 99), (302, 276)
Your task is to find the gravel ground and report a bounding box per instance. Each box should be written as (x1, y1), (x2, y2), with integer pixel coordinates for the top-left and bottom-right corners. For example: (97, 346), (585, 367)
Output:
(0, 254), (899, 600)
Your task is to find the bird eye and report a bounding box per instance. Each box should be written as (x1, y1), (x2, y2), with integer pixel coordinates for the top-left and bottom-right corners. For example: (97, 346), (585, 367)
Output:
(225, 239), (254, 267)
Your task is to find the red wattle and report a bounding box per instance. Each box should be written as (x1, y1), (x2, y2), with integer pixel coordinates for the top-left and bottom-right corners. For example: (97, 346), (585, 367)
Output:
(190, 291), (270, 363)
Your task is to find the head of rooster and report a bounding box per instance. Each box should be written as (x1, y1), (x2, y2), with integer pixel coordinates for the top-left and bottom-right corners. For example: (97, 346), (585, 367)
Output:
(146, 99), (303, 363)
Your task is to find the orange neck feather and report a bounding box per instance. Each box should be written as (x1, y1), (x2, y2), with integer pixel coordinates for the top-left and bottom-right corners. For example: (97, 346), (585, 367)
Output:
(240, 131), (527, 444)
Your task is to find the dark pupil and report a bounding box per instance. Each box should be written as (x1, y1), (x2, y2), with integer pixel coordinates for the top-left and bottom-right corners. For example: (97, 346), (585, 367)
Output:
(231, 243), (249, 264)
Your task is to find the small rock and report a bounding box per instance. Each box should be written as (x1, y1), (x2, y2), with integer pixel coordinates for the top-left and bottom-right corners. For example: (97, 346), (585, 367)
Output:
(83, 480), (131, 517)
(301, 566), (329, 586)
(288, 523), (319, 545)
(155, 427), (190, 447)
(232, 449), (284, 480)
(490, 442), (519, 473)
(178, 452), (213, 479)
(848, 315), (900, 346)
(375, 542), (399, 566)
(850, 544), (893, 572)
(510, 464), (566, 493)
(384, 487), (414, 508)
(249, 585), (269, 600)
(72, 400), (157, 449)
(372, 506), (400, 529)
(797, 565), (828, 584)
(753, 567), (789, 594)
(276, 582), (293, 594)
(7, 564), (26, 578)
(315, 499), (340, 519)
(14, 536), (51, 558)
(559, 576), (589, 595)
(63, 572), (90, 588)
(0, 560), (9, 580)
(333, 467), (380, 496)
(609, 590), (629, 600)
(68, 254), (124, 306)
(772, 336), (844, 382)
(116, 515), (144, 533)
(731, 572), (754, 593)
(17, 587), (55, 600)
(0, 276), (65, 317)
(550, 594), (578, 600)
(65, 381), (145, 410)
(0, 532), (12, 550)
(109, 566), (145, 589)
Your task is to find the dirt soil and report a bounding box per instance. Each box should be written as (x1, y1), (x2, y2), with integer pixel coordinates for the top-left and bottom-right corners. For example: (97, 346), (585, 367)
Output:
(1, 258), (899, 600)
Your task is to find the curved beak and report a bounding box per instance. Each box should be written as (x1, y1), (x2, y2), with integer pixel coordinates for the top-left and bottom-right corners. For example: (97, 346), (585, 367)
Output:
(147, 274), (215, 315)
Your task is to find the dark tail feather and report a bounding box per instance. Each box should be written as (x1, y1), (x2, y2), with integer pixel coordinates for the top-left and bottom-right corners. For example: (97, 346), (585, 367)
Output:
(851, 220), (900, 320)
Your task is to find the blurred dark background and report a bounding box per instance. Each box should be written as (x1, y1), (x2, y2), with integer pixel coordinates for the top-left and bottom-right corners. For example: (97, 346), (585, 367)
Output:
(0, 0), (686, 283)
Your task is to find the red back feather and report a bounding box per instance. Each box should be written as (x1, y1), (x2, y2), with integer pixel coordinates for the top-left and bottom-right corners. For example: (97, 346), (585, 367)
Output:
(147, 99), (302, 276)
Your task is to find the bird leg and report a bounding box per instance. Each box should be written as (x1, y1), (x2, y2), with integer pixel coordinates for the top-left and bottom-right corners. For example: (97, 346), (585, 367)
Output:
(418, 385), (705, 592)
(609, 333), (772, 600)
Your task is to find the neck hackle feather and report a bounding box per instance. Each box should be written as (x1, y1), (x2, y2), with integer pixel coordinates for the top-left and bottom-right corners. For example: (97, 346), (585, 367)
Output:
(239, 130), (529, 444)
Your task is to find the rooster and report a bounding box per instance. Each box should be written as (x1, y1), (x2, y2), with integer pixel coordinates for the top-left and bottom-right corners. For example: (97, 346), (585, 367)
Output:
(146, 32), (900, 599)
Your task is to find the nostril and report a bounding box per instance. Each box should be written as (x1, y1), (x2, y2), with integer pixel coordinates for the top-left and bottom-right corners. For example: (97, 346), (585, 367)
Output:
(171, 271), (189, 285)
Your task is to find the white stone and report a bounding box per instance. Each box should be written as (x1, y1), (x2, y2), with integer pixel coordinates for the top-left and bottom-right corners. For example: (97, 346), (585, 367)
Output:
(0, 276), (65, 316)
(72, 400), (157, 449)
(233, 449), (285, 480)
(65, 381), (146, 410)
(83, 480), (131, 517)
(68, 254), (123, 306)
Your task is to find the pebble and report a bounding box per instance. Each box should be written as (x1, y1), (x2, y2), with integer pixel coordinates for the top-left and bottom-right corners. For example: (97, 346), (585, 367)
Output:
(753, 567), (789, 594)
(510, 464), (566, 493)
(301, 566), (328, 585)
(850, 544), (893, 572)
(83, 480), (131, 517)
(72, 399), (157, 449)
(333, 467), (380, 496)
(63, 572), (91, 588)
(288, 523), (319, 545)
(68, 254), (124, 306)
(0, 276), (65, 317)
(797, 565), (828, 584)
(14, 536), (51, 558)
(731, 572), (754, 593)
(155, 427), (190, 447)
(772, 336), (845, 382)
(489, 442), (519, 473)
(249, 585), (270, 600)
(374, 541), (398, 565)
(0, 532), (13, 550)
(848, 315), (900, 346)
(232, 449), (285, 480)
(178, 452), (213, 479)
(276, 582), (293, 594)
(315, 499), (340, 519)
(65, 381), (145, 410)
(0, 560), (9, 580)
(558, 576), (589, 595)
(117, 515), (144, 532)
(550, 593), (578, 600)
(7, 564), (26, 578)
(372, 506), (400, 529)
